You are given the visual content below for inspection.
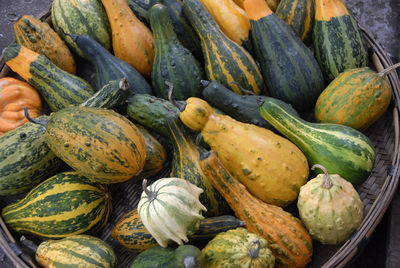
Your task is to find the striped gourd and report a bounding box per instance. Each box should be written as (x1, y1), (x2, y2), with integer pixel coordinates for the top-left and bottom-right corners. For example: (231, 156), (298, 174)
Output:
(165, 114), (231, 217)
(182, 0), (265, 95)
(259, 97), (376, 185)
(39, 107), (146, 184)
(313, 0), (368, 81)
(149, 4), (205, 100)
(276, 0), (315, 46)
(314, 67), (392, 131)
(112, 208), (243, 253)
(51, 0), (112, 59)
(138, 178), (207, 247)
(36, 234), (117, 268)
(0, 117), (64, 196)
(242, 0), (325, 112)
(3, 43), (95, 112)
(14, 15), (76, 74)
(2, 172), (111, 238)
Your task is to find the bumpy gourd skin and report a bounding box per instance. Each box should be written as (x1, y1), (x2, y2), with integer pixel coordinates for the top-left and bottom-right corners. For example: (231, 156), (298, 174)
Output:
(297, 171), (364, 244)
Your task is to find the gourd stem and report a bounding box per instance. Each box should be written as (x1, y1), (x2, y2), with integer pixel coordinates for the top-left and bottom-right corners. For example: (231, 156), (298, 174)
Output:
(166, 80), (187, 112)
(57, 26), (78, 42)
(256, 97), (265, 107)
(183, 256), (197, 268)
(195, 133), (211, 160)
(119, 77), (130, 91)
(19, 236), (38, 252)
(23, 107), (48, 127)
(230, 81), (254, 95)
(248, 239), (261, 259)
(142, 179), (157, 202)
(311, 164), (333, 189)
(200, 80), (211, 87)
(378, 62), (400, 77)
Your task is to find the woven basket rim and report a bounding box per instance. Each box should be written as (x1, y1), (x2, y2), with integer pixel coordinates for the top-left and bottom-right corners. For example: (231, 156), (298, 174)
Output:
(0, 5), (399, 268)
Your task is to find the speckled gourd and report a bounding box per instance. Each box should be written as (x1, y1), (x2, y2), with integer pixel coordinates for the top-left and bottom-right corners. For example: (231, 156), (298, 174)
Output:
(175, 97), (309, 207)
(200, 227), (275, 268)
(137, 178), (207, 247)
(297, 164), (364, 244)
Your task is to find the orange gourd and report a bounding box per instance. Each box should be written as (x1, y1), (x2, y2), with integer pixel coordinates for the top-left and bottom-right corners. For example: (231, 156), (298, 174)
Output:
(0, 78), (42, 135)
(14, 15), (76, 74)
(101, 0), (155, 77)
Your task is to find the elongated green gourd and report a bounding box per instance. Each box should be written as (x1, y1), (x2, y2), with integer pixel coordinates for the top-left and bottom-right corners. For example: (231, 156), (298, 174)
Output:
(259, 97), (376, 185)
(149, 4), (205, 100)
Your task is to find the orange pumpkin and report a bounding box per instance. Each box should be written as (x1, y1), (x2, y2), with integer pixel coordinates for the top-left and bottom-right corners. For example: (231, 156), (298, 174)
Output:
(0, 77), (42, 135)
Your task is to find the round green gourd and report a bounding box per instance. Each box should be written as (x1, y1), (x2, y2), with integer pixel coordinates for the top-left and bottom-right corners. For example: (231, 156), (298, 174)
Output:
(200, 227), (275, 268)
(297, 164), (364, 245)
(137, 178), (207, 247)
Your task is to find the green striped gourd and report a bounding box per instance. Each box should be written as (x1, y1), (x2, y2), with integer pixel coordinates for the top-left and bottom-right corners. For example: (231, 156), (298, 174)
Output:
(259, 97), (376, 185)
(51, 0), (112, 59)
(182, 0), (265, 95)
(149, 4), (205, 100)
(112, 208), (243, 253)
(32, 106), (146, 184)
(36, 235), (117, 267)
(243, 0), (325, 112)
(0, 78), (130, 196)
(2, 171), (111, 238)
(313, 0), (368, 81)
(3, 43), (95, 112)
(165, 114), (231, 217)
(314, 67), (393, 131)
(276, 0), (315, 46)
(0, 118), (64, 196)
(138, 178), (207, 247)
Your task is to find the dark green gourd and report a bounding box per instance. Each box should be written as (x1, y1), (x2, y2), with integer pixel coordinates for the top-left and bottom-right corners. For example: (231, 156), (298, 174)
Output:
(149, 0), (203, 62)
(71, 34), (152, 95)
(243, 0), (325, 112)
(149, 4), (205, 100)
(182, 0), (265, 95)
(127, 0), (150, 25)
(201, 80), (298, 131)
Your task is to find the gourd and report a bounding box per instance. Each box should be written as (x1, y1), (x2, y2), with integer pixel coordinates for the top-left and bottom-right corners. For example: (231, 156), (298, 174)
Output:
(198, 149), (313, 267)
(242, 0), (325, 111)
(137, 178), (207, 247)
(127, 94), (180, 137)
(127, 0), (150, 24)
(36, 234), (117, 268)
(25, 106), (146, 184)
(14, 15), (76, 74)
(198, 0), (251, 46)
(0, 78), (128, 196)
(182, 0), (265, 95)
(51, 0), (112, 59)
(0, 77), (42, 135)
(174, 97), (309, 207)
(201, 79), (298, 130)
(149, 0), (202, 62)
(2, 171), (111, 239)
(164, 113), (231, 217)
(200, 227), (275, 268)
(234, 0), (281, 11)
(133, 124), (167, 180)
(101, 0), (155, 77)
(259, 96), (376, 185)
(3, 43), (95, 112)
(71, 34), (153, 95)
(275, 0), (315, 46)
(315, 66), (395, 131)
(149, 5), (205, 100)
(112, 209), (243, 253)
(297, 164), (364, 244)
(130, 245), (201, 268)
(313, 0), (368, 81)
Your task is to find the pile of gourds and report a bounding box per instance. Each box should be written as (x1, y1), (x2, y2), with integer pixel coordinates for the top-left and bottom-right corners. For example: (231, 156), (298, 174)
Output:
(0, 0), (398, 267)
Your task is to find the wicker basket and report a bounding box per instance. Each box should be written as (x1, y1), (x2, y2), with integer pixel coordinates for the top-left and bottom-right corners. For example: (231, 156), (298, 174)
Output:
(0, 6), (399, 268)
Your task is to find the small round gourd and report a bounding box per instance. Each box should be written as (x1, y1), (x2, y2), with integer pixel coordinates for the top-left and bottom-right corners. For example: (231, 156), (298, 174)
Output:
(138, 178), (207, 247)
(200, 227), (275, 268)
(297, 164), (364, 244)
